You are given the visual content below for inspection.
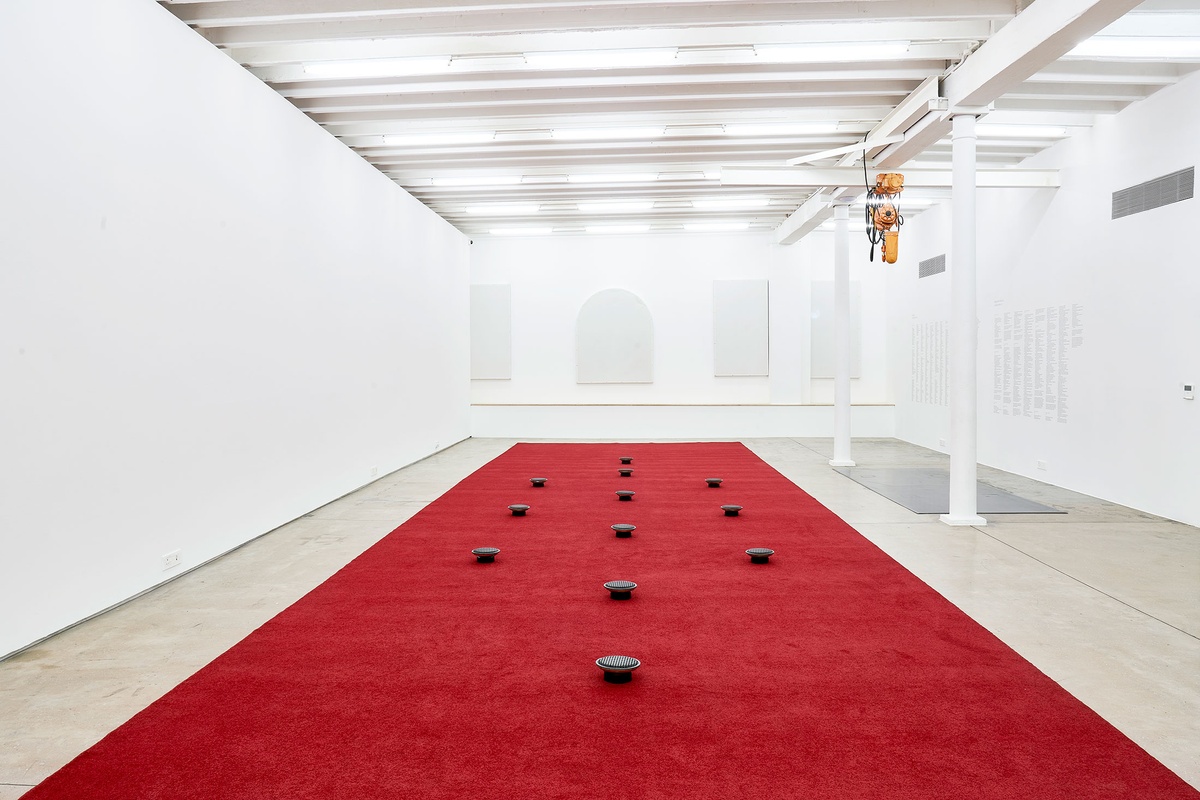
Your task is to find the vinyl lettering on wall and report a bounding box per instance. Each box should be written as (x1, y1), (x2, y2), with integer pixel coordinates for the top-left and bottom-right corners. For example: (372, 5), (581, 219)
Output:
(992, 304), (1083, 422)
(910, 320), (948, 406)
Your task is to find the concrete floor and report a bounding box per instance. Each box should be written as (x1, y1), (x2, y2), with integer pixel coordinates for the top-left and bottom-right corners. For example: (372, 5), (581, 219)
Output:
(2, 437), (1197, 797)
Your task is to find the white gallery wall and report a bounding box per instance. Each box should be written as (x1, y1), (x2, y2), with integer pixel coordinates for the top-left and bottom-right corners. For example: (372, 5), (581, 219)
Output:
(889, 69), (1200, 527)
(0, 1), (471, 657)
(469, 231), (894, 438)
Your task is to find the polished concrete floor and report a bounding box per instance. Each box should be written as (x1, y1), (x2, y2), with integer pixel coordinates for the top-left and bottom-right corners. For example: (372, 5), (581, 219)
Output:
(2, 437), (1197, 797)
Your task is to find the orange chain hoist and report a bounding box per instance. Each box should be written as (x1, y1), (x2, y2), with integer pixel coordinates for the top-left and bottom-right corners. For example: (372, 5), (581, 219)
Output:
(866, 172), (904, 264)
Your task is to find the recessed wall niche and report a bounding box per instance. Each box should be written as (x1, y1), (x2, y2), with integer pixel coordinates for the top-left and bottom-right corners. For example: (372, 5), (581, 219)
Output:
(575, 288), (654, 384)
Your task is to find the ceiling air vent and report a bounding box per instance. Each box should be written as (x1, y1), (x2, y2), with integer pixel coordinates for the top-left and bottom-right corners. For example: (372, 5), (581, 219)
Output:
(919, 254), (946, 278)
(1112, 167), (1194, 219)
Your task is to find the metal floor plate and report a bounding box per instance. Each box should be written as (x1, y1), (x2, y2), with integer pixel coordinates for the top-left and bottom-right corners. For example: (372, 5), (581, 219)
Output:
(833, 467), (1065, 515)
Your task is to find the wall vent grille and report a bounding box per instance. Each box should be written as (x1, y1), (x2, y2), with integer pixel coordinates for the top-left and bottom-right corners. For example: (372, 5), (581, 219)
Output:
(919, 254), (946, 278)
(1112, 167), (1193, 219)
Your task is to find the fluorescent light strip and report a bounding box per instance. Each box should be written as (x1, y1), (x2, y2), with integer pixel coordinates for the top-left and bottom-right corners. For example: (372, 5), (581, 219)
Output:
(723, 122), (841, 137)
(431, 175), (523, 187)
(976, 124), (1069, 138)
(385, 132), (495, 146)
(586, 225), (651, 234)
(524, 48), (677, 70)
(303, 57), (450, 78)
(755, 41), (909, 63)
(684, 222), (750, 232)
(490, 227), (553, 236)
(568, 173), (658, 184)
(577, 201), (655, 214)
(1068, 37), (1200, 59)
(692, 197), (771, 210)
(552, 126), (665, 141)
(466, 204), (539, 215)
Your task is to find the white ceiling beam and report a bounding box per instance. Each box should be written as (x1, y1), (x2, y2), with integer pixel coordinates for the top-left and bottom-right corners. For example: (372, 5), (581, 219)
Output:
(305, 93), (914, 122)
(267, 63), (952, 98)
(723, 166), (1061, 189)
(944, 0), (1147, 109)
(772, 76), (940, 242)
(786, 136), (905, 166)
(180, 0), (1012, 35)
(317, 108), (891, 137)
(225, 20), (995, 66)
(992, 97), (1126, 113)
(1027, 61), (1187, 85)
(775, 190), (842, 244)
(872, 0), (1144, 169)
(292, 82), (920, 112)
(196, 2), (1015, 46)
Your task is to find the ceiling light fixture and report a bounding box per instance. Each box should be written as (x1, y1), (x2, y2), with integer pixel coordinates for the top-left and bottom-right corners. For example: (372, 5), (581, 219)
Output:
(489, 227), (554, 236)
(431, 175), (523, 187)
(303, 56), (451, 78)
(976, 124), (1070, 138)
(754, 41), (910, 63)
(551, 126), (666, 140)
(385, 131), (495, 146)
(723, 122), (841, 137)
(1067, 36), (1200, 60)
(466, 203), (540, 215)
(586, 224), (652, 234)
(692, 197), (771, 210)
(568, 173), (659, 184)
(684, 222), (751, 232)
(524, 48), (677, 70)
(577, 201), (655, 213)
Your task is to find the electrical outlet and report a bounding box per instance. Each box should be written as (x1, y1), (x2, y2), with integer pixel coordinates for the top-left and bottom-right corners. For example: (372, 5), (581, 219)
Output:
(162, 550), (181, 570)
(1184, 383), (1195, 400)
(938, 438), (947, 448)
(370, 466), (379, 478)
(1036, 460), (1047, 470)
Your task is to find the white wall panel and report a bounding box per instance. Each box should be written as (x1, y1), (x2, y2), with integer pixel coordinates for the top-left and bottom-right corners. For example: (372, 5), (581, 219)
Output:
(713, 280), (769, 377)
(575, 288), (654, 383)
(470, 284), (512, 380)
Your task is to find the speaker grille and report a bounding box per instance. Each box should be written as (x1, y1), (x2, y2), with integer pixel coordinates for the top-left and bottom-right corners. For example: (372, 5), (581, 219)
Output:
(1112, 167), (1193, 219)
(919, 254), (946, 278)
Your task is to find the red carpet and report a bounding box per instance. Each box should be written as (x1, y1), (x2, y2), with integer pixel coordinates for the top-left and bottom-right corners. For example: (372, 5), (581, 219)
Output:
(25, 443), (1198, 799)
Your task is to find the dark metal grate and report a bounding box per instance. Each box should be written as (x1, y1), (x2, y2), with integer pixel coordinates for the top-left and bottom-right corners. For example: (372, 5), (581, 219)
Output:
(919, 254), (946, 278)
(1112, 167), (1194, 219)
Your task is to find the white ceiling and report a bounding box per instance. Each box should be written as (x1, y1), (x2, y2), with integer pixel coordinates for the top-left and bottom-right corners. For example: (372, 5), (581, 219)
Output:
(160, 0), (1200, 240)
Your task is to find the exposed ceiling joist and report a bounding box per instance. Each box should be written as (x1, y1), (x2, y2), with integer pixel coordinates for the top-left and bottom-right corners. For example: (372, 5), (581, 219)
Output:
(875, 0), (1145, 169)
(227, 20), (994, 68)
(724, 166), (1061, 189)
(157, 0), (1200, 237)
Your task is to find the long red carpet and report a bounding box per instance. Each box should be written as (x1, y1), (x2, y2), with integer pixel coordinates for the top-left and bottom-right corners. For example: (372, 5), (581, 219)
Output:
(25, 443), (1198, 798)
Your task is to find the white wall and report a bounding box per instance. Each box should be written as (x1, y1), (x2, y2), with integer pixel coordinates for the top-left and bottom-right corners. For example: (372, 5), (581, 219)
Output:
(469, 231), (893, 437)
(889, 70), (1200, 526)
(0, 1), (471, 657)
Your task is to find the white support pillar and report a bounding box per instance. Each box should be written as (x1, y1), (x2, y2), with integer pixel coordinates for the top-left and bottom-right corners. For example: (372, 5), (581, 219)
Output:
(829, 201), (855, 468)
(941, 113), (987, 527)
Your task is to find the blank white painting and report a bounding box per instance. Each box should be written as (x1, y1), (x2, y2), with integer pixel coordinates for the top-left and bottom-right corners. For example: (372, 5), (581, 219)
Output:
(713, 279), (769, 377)
(810, 281), (862, 378)
(576, 288), (654, 383)
(470, 284), (512, 380)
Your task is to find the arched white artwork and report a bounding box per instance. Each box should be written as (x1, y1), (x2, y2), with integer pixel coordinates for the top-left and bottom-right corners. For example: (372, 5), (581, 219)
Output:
(575, 289), (654, 383)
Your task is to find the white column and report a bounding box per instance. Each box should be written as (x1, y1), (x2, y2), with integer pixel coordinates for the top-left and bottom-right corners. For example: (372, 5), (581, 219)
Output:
(941, 113), (987, 527)
(829, 201), (855, 467)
